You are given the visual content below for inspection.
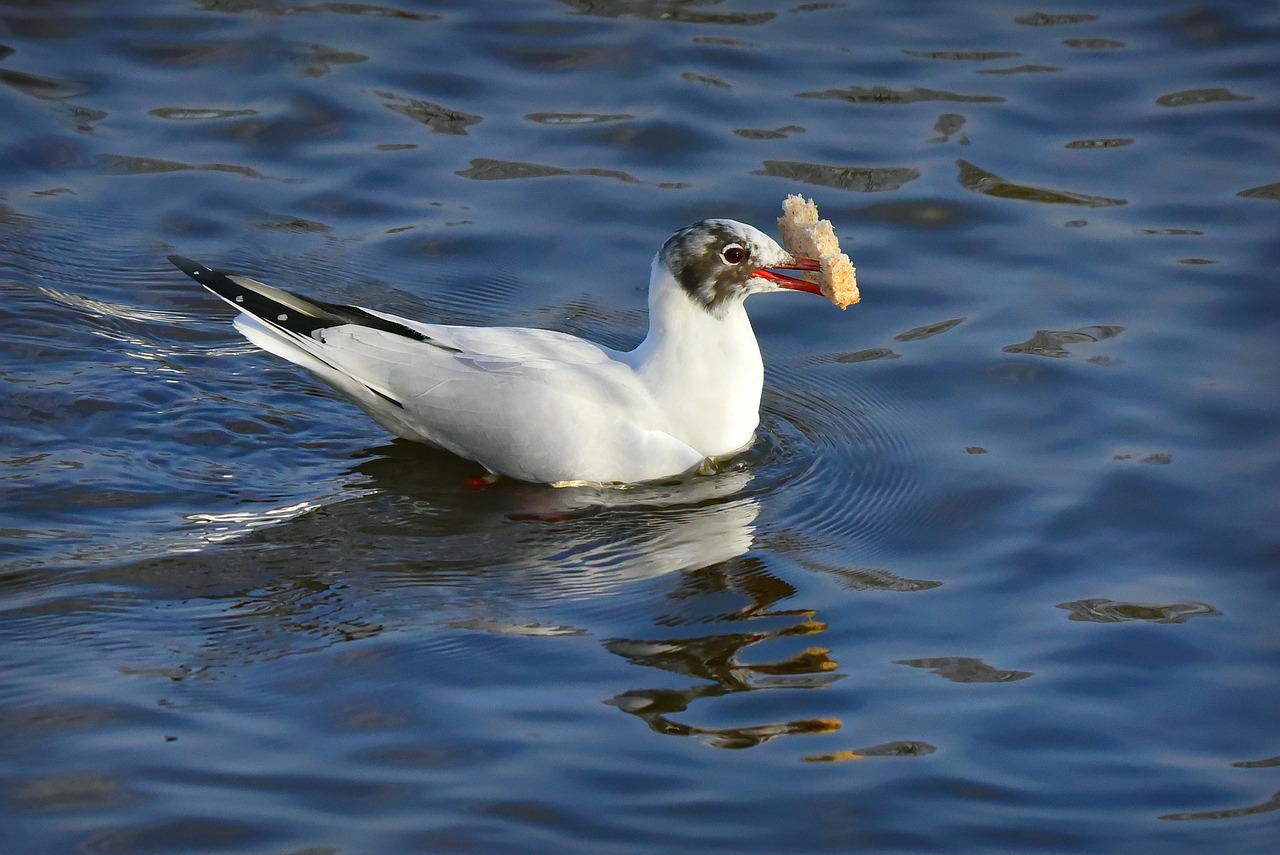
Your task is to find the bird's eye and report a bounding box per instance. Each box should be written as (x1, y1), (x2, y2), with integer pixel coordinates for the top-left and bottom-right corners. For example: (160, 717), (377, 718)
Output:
(721, 244), (749, 265)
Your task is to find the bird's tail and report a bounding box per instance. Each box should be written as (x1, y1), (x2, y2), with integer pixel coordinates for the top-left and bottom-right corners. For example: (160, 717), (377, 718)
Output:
(168, 254), (419, 414)
(168, 255), (437, 344)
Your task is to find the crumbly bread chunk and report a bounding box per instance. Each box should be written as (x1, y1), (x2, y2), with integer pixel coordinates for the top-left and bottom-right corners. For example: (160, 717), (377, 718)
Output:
(777, 194), (860, 309)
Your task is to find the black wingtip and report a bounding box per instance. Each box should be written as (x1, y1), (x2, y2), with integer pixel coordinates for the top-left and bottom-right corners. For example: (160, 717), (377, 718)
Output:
(168, 254), (252, 310)
(168, 254), (457, 353)
(168, 254), (212, 282)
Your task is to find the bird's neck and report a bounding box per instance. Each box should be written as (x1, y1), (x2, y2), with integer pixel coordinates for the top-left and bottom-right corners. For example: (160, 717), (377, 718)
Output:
(624, 265), (764, 456)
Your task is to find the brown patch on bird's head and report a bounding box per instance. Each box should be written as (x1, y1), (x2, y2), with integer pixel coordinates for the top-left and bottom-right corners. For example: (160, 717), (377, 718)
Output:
(659, 219), (787, 316)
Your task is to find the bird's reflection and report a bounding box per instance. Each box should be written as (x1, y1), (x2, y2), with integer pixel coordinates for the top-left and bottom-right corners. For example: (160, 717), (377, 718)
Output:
(103, 440), (875, 748)
(341, 440), (769, 596)
(354, 443), (855, 747)
(605, 557), (844, 748)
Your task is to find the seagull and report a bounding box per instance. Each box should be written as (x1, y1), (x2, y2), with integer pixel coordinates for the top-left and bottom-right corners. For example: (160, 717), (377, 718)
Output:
(170, 218), (825, 485)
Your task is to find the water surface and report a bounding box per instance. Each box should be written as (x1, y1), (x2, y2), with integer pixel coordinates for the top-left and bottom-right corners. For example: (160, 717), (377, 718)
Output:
(2, 1), (1278, 852)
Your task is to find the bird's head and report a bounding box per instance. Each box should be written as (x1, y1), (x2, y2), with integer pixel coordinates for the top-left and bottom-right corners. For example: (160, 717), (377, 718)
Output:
(657, 219), (822, 317)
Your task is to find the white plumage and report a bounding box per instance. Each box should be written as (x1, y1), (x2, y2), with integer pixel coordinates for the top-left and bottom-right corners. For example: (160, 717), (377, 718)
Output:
(171, 218), (824, 484)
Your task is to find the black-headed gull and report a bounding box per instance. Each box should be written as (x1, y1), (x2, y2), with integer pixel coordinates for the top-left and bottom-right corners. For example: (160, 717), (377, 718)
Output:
(170, 219), (825, 485)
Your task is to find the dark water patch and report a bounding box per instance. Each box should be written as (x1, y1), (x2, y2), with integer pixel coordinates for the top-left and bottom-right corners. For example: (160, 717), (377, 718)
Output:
(0, 45), (12, 62)
(377, 91), (481, 134)
(1238, 181), (1280, 200)
(192, 0), (437, 20)
(734, 125), (805, 140)
(557, 1), (774, 26)
(1056, 599), (1222, 624)
(977, 64), (1061, 74)
(9, 772), (137, 814)
(525, 112), (634, 125)
(930, 113), (965, 143)
(1156, 87), (1255, 108)
(149, 107), (259, 121)
(902, 49), (1021, 61)
(1002, 325), (1123, 358)
(1064, 38), (1126, 50)
(894, 317), (964, 342)
(755, 161), (919, 192)
(95, 153), (266, 179)
(803, 741), (936, 762)
(1234, 755), (1280, 769)
(1065, 137), (1133, 149)
(457, 158), (641, 184)
(957, 159), (1127, 208)
(1112, 452), (1173, 465)
(797, 85), (1005, 105)
(681, 71), (732, 89)
(0, 68), (88, 101)
(1160, 790), (1280, 822)
(896, 657), (1032, 683)
(812, 346), (900, 364)
(692, 36), (759, 47)
(1015, 12), (1099, 26)
(791, 558), (941, 592)
(790, 2), (846, 13)
(257, 213), (331, 233)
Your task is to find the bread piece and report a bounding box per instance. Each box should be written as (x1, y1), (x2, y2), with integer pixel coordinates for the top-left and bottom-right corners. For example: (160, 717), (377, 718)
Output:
(777, 194), (860, 309)
(778, 194), (820, 255)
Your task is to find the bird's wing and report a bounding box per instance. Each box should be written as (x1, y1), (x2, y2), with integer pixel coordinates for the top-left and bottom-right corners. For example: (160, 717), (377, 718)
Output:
(369, 310), (624, 368)
(170, 257), (701, 482)
(309, 323), (701, 483)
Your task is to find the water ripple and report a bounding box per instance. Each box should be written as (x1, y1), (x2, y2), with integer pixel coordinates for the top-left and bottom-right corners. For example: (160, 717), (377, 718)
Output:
(754, 367), (921, 551)
(2, 0), (1278, 850)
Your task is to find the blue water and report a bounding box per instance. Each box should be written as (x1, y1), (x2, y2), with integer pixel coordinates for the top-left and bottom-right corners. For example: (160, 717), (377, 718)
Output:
(2, 1), (1278, 852)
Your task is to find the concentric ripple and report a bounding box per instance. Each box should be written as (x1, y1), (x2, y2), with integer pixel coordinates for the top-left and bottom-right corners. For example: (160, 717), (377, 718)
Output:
(744, 363), (923, 554)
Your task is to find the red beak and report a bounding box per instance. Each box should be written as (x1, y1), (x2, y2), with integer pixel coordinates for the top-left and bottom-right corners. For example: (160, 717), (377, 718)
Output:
(752, 257), (822, 295)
